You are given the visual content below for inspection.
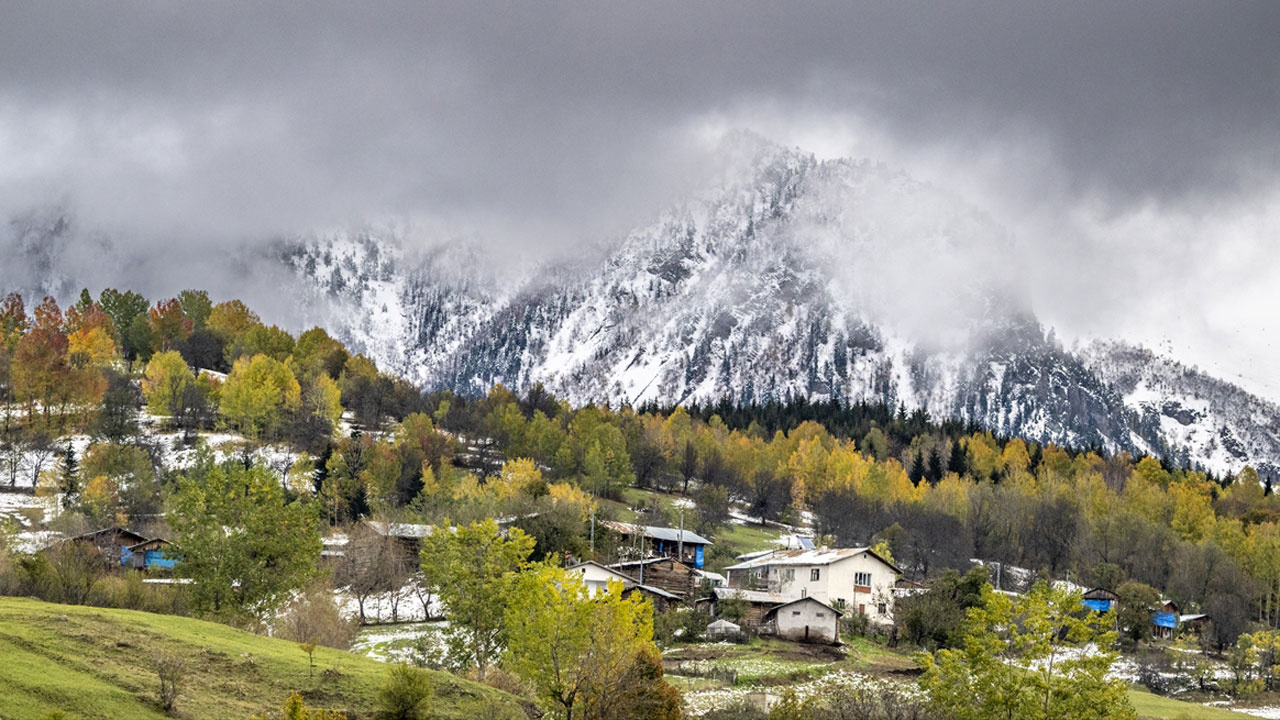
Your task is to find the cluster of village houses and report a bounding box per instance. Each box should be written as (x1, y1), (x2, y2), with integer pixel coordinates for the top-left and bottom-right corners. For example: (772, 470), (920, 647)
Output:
(54, 522), (1210, 647)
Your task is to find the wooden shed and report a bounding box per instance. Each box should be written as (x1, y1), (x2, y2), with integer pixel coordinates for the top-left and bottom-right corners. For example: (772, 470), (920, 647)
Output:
(608, 557), (698, 598)
(1081, 587), (1119, 614)
(63, 527), (149, 567)
(123, 538), (179, 571)
(697, 587), (791, 628)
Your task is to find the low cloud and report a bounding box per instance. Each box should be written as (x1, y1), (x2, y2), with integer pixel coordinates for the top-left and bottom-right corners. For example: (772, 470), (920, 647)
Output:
(1, 2), (1276, 396)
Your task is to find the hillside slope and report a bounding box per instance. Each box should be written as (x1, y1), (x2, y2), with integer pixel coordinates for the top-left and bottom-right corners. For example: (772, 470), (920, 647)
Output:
(0, 597), (528, 720)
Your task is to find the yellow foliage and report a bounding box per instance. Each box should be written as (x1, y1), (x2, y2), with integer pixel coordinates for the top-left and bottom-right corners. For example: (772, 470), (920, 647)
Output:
(67, 325), (117, 366)
(548, 482), (595, 522)
(1169, 480), (1216, 543)
(493, 458), (544, 500)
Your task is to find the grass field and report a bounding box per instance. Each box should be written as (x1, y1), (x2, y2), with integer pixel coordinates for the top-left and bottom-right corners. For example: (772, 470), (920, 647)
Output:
(0, 597), (527, 720)
(1128, 688), (1257, 719)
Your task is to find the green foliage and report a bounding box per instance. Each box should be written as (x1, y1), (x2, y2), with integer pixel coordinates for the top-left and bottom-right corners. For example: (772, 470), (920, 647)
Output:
(1116, 580), (1162, 647)
(177, 290), (213, 331)
(767, 689), (809, 720)
(896, 567), (988, 650)
(418, 518), (535, 677)
(219, 353), (301, 439)
(920, 582), (1135, 720)
(376, 664), (434, 720)
(168, 452), (321, 621)
(252, 692), (348, 720)
(505, 565), (661, 719)
(142, 350), (196, 420)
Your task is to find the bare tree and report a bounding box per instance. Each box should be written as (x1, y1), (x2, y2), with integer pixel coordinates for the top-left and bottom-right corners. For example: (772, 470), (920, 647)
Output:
(409, 571), (440, 620)
(275, 581), (359, 650)
(152, 651), (186, 715)
(334, 523), (409, 624)
(25, 431), (56, 488)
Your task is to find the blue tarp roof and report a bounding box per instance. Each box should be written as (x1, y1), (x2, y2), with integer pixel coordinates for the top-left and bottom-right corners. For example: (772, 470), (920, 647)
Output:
(1082, 598), (1114, 613)
(1153, 611), (1178, 629)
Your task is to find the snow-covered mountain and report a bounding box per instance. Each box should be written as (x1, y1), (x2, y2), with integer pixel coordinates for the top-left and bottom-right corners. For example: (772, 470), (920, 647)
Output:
(5, 138), (1277, 477)
(268, 140), (1280, 478)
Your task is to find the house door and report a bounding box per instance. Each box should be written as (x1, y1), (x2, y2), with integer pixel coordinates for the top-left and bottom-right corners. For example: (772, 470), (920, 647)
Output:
(859, 603), (865, 614)
(804, 625), (809, 640)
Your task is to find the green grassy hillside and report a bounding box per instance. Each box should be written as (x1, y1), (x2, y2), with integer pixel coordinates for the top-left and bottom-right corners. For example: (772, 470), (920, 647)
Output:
(0, 597), (528, 720)
(1128, 688), (1255, 720)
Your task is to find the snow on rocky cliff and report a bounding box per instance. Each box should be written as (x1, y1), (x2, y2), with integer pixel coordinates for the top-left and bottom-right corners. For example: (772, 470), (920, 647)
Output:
(270, 140), (1279, 478)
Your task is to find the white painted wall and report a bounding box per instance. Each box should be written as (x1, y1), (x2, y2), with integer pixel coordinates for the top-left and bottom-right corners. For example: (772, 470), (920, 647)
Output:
(772, 599), (839, 643)
(766, 552), (897, 623)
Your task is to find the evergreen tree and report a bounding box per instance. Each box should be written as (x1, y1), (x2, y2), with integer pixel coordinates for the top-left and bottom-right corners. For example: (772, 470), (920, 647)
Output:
(927, 446), (944, 486)
(947, 439), (967, 475)
(57, 441), (78, 509)
(909, 449), (926, 487)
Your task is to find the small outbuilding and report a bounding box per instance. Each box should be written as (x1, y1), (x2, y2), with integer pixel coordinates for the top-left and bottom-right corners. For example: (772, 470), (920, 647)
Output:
(601, 521), (713, 567)
(123, 538), (178, 571)
(763, 597), (843, 645)
(1179, 613), (1210, 635)
(696, 586), (791, 628)
(1153, 601), (1181, 640)
(59, 527), (149, 567)
(706, 618), (743, 640)
(1081, 588), (1119, 614)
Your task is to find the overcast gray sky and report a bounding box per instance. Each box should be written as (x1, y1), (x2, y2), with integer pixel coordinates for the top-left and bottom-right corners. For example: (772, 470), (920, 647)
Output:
(1, 2), (1278, 396)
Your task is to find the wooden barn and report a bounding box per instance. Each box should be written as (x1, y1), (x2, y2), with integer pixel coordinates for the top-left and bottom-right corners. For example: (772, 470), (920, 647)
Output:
(624, 583), (681, 613)
(608, 557), (699, 598)
(1153, 601), (1181, 640)
(123, 538), (179, 571)
(63, 527), (149, 567)
(696, 587), (792, 628)
(1081, 587), (1119, 614)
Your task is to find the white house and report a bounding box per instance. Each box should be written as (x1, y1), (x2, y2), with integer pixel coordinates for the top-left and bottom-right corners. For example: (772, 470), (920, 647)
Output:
(763, 596), (843, 644)
(723, 547), (901, 624)
(566, 560), (635, 596)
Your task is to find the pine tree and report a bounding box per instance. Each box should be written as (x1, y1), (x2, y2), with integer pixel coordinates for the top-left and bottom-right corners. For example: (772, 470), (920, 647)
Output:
(927, 446), (944, 486)
(948, 439), (967, 475)
(57, 441), (78, 509)
(910, 450), (926, 487)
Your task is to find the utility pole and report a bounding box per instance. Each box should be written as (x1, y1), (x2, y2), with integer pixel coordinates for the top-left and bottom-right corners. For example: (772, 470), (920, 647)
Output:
(678, 506), (685, 562)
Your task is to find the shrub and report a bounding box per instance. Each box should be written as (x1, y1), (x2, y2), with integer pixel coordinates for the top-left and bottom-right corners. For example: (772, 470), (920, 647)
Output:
(700, 700), (768, 720)
(376, 663), (433, 720)
(251, 692), (348, 720)
(152, 651), (185, 715)
(274, 581), (359, 650)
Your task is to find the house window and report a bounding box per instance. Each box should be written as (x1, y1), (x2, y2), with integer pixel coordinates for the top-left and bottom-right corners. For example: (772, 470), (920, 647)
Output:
(792, 610), (801, 616)
(877, 603), (887, 615)
(783, 569), (795, 582)
(801, 587), (807, 598)
(817, 612), (825, 618)
(810, 568), (821, 581)
(854, 572), (872, 587)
